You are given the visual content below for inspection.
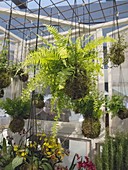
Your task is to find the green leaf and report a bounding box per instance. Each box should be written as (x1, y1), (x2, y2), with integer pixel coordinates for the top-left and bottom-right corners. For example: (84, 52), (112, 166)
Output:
(12, 156), (23, 169)
(2, 138), (7, 155)
(43, 162), (53, 170)
(41, 164), (49, 170)
(4, 163), (13, 170)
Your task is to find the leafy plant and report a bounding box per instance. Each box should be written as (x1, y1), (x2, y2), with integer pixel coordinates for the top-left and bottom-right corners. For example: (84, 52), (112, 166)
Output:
(21, 25), (114, 136)
(108, 37), (127, 66)
(0, 97), (31, 118)
(0, 132), (66, 170)
(95, 133), (128, 170)
(33, 93), (45, 109)
(74, 92), (104, 119)
(107, 95), (128, 119)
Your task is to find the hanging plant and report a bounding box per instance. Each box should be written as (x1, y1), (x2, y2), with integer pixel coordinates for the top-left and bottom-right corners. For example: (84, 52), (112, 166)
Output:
(107, 95), (128, 120)
(0, 70), (11, 89)
(18, 69), (29, 82)
(108, 38), (127, 66)
(21, 25), (114, 136)
(9, 117), (25, 133)
(0, 97), (31, 132)
(82, 117), (101, 139)
(64, 68), (90, 100)
(33, 93), (45, 109)
(0, 89), (4, 98)
(0, 47), (12, 88)
(79, 92), (104, 138)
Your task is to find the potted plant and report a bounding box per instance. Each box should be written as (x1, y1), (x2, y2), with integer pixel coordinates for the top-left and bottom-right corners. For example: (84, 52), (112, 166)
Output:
(107, 95), (128, 120)
(108, 37), (127, 66)
(79, 92), (104, 138)
(0, 97), (31, 133)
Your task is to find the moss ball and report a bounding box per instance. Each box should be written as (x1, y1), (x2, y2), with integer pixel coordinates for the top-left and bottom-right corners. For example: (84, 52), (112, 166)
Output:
(64, 71), (89, 100)
(118, 109), (128, 120)
(9, 118), (24, 133)
(0, 72), (11, 88)
(82, 118), (101, 139)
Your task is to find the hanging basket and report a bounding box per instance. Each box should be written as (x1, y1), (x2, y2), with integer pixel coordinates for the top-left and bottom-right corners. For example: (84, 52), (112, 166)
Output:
(9, 117), (25, 133)
(0, 89), (4, 98)
(82, 118), (101, 139)
(109, 39), (127, 66)
(64, 71), (89, 100)
(0, 71), (11, 88)
(18, 69), (29, 82)
(33, 94), (45, 109)
(117, 109), (128, 120)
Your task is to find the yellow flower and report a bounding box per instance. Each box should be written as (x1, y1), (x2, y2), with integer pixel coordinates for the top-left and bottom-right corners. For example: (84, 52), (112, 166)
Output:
(13, 145), (19, 151)
(21, 152), (27, 157)
(29, 143), (33, 148)
(42, 133), (46, 137)
(44, 138), (48, 142)
(47, 151), (51, 155)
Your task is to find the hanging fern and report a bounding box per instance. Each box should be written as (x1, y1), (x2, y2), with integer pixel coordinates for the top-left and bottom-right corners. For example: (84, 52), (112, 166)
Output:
(21, 25), (114, 136)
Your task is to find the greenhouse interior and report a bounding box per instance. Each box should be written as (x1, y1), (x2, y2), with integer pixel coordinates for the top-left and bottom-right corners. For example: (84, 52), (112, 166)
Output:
(0, 0), (128, 169)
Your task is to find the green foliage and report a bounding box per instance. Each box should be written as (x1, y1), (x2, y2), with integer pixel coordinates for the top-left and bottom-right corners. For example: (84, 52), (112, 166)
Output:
(0, 47), (8, 71)
(0, 71), (11, 88)
(12, 156), (24, 169)
(108, 38), (127, 66)
(21, 25), (114, 135)
(107, 95), (128, 119)
(0, 97), (31, 118)
(73, 91), (104, 119)
(95, 133), (128, 170)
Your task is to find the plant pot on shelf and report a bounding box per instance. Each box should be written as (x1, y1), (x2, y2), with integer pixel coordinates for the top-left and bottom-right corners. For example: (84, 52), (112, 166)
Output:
(0, 71), (11, 88)
(33, 93), (45, 109)
(82, 117), (101, 139)
(64, 70), (89, 100)
(9, 117), (25, 133)
(0, 89), (4, 98)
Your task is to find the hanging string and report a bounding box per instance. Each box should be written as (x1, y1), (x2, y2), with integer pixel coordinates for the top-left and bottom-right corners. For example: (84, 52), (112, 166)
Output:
(113, 0), (120, 41)
(20, 8), (27, 62)
(30, 0), (41, 143)
(7, 1), (13, 64)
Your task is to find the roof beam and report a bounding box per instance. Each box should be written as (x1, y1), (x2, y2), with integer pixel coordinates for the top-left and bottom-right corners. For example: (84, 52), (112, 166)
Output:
(0, 8), (90, 31)
(0, 25), (22, 42)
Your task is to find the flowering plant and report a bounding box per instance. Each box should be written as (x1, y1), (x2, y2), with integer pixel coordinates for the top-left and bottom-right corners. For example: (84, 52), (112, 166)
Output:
(69, 154), (96, 170)
(55, 154), (96, 170)
(0, 132), (66, 170)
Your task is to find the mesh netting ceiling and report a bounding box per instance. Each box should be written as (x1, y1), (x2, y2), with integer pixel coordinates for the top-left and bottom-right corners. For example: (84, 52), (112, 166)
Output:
(0, 0), (127, 41)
